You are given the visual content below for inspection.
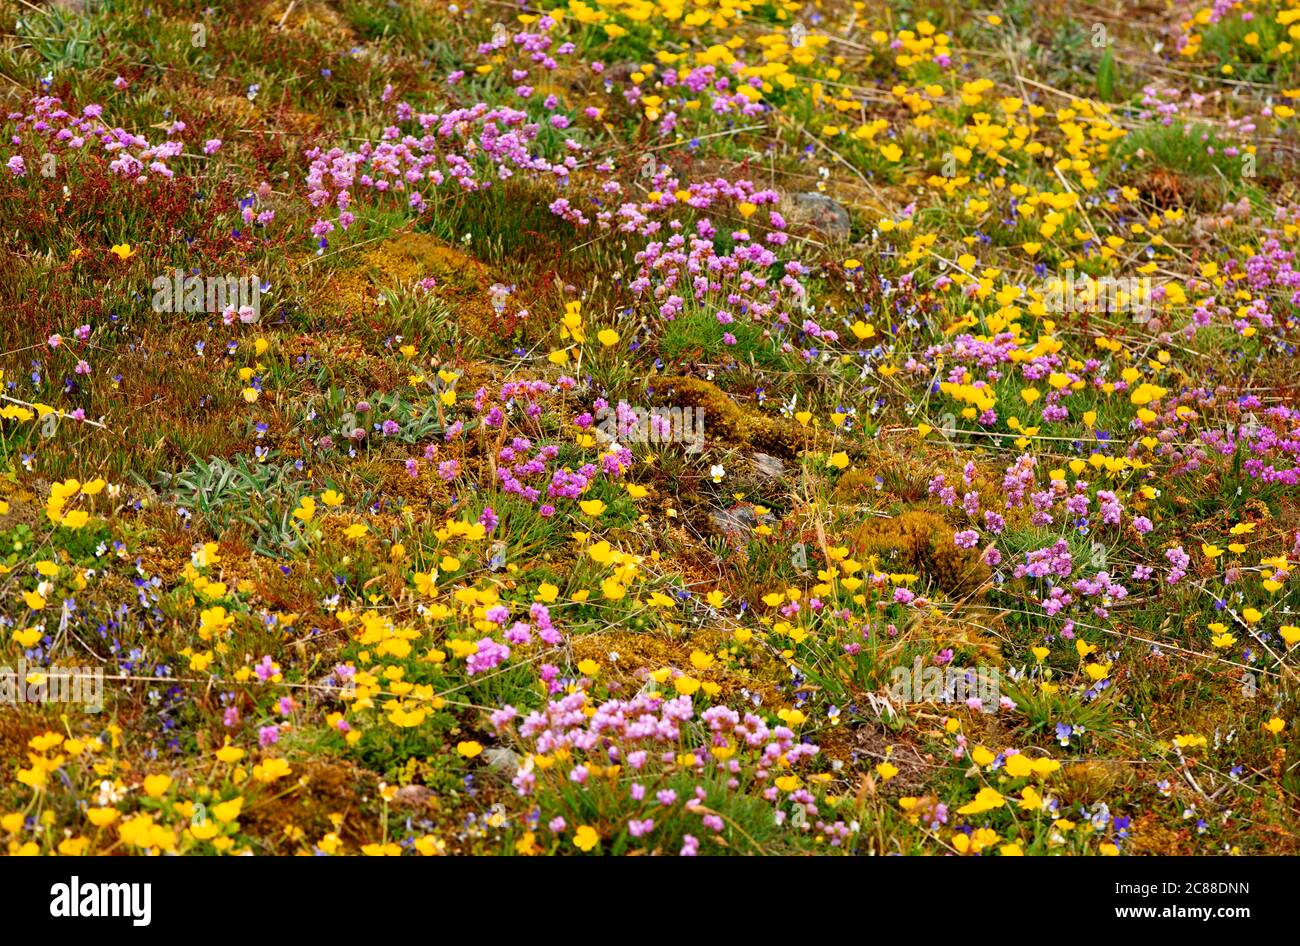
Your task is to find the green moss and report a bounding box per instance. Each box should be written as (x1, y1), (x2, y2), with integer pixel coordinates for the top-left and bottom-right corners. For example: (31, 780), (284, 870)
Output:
(652, 375), (811, 458)
(853, 509), (990, 597)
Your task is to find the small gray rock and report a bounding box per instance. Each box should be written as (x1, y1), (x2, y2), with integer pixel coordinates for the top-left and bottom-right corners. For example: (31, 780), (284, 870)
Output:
(710, 506), (777, 539)
(482, 746), (523, 772)
(391, 784), (435, 808)
(751, 452), (786, 480)
(786, 192), (852, 241)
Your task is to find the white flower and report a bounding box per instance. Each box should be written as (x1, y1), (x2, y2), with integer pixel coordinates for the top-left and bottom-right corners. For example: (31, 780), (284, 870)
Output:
(709, 464), (725, 482)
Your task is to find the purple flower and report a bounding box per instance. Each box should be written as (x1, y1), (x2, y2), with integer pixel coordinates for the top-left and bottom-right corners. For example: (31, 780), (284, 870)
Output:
(466, 638), (511, 674)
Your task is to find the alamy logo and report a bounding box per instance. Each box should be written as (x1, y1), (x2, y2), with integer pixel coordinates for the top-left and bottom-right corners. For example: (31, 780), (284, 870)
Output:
(594, 402), (705, 454)
(889, 657), (1001, 713)
(1, 660), (102, 712)
(1043, 273), (1152, 322)
(50, 877), (151, 926)
(152, 269), (262, 322)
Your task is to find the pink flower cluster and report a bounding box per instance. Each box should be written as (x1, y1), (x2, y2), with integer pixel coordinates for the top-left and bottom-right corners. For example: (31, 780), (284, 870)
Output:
(464, 601), (562, 675)
(490, 689), (828, 847)
(5, 94), (181, 181)
(304, 102), (577, 245)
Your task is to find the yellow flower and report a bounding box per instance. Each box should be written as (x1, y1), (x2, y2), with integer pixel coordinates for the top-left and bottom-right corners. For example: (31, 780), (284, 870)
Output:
(597, 329), (619, 347)
(116, 810), (176, 852)
(957, 786), (1006, 815)
(189, 822), (220, 841)
(192, 542), (220, 568)
(573, 825), (600, 852)
(1018, 786), (1044, 810)
(59, 509), (89, 529)
(86, 807), (120, 827)
(17, 765), (47, 790)
(293, 497), (316, 522)
(211, 795), (244, 826)
(143, 774), (172, 798)
(777, 707), (806, 726)
(414, 836), (444, 856)
(579, 499), (607, 517)
(109, 243), (134, 260)
(457, 741), (483, 758)
(200, 605), (234, 639)
(320, 489), (345, 507)
(252, 757), (291, 782)
(876, 762), (899, 781)
(1003, 753), (1033, 778)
